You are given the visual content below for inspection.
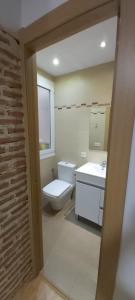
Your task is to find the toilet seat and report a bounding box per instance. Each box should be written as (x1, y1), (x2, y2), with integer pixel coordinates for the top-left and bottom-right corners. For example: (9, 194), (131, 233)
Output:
(43, 179), (72, 198)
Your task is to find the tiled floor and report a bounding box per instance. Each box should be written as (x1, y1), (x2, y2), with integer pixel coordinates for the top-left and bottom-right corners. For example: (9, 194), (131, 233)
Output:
(14, 275), (66, 300)
(42, 200), (101, 300)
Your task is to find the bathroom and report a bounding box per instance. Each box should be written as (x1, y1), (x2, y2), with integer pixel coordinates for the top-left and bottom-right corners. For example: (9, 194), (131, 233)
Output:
(36, 17), (116, 300)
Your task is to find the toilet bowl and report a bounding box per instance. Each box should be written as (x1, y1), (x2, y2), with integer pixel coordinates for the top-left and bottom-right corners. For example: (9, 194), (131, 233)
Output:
(42, 161), (76, 211)
(43, 179), (74, 210)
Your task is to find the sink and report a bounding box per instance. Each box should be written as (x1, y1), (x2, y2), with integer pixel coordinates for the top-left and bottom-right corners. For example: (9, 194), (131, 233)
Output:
(75, 162), (106, 188)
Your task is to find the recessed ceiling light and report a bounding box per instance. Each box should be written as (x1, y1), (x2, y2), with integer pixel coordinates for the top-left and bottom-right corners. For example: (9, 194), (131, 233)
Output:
(100, 41), (106, 48)
(53, 58), (59, 65)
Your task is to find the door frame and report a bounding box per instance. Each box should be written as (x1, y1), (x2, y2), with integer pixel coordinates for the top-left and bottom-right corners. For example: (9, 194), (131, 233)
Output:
(19, 0), (135, 299)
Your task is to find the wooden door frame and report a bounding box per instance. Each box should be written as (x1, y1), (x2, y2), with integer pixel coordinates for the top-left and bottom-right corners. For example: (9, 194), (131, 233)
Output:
(19, 0), (135, 299)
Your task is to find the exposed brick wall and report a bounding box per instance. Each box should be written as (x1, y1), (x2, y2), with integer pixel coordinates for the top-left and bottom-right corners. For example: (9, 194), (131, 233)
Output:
(0, 30), (33, 299)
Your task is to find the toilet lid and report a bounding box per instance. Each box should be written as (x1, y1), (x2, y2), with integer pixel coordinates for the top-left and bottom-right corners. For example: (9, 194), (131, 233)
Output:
(43, 179), (71, 197)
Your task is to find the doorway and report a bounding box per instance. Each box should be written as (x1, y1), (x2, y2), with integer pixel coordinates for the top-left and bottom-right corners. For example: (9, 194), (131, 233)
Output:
(35, 17), (117, 299)
(22, 1), (135, 299)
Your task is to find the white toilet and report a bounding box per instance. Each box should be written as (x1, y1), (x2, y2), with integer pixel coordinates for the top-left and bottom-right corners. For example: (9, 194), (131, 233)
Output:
(42, 161), (76, 211)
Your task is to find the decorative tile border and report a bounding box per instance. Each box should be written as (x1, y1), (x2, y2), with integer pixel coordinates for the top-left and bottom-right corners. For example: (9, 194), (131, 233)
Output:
(55, 101), (111, 111)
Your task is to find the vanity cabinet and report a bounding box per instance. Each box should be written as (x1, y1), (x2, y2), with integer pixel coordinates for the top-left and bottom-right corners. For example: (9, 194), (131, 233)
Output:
(75, 162), (106, 226)
(75, 181), (104, 225)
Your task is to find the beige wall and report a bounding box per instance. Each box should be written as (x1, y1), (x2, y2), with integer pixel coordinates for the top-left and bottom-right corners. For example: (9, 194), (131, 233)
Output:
(55, 62), (114, 106)
(55, 62), (114, 168)
(40, 156), (56, 187)
(38, 62), (114, 187)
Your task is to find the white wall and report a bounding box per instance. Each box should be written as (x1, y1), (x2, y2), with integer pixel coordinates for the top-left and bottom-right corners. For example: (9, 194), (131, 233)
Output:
(0, 0), (21, 31)
(21, 0), (68, 27)
(113, 121), (135, 300)
(0, 0), (68, 31)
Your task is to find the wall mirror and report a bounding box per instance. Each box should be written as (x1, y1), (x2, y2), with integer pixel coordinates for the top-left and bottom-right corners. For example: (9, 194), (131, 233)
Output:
(89, 105), (111, 151)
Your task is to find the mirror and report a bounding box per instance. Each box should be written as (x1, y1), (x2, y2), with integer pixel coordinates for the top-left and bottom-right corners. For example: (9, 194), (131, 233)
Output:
(89, 105), (111, 151)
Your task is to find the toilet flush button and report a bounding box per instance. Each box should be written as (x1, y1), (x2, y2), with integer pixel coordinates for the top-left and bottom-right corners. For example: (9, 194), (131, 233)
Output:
(81, 152), (87, 158)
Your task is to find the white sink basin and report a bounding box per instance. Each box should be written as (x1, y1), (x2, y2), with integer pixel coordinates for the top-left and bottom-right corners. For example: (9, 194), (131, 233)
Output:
(75, 162), (106, 188)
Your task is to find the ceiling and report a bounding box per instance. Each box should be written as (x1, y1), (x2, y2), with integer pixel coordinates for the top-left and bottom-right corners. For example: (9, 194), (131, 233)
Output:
(36, 17), (117, 77)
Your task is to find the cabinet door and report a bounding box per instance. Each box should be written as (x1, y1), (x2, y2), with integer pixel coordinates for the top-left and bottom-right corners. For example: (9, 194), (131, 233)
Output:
(75, 182), (100, 224)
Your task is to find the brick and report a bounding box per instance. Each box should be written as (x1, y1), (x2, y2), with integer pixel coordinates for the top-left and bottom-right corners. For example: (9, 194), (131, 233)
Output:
(0, 160), (26, 174)
(0, 180), (27, 198)
(0, 29), (32, 299)
(3, 89), (22, 99)
(0, 181), (9, 190)
(0, 77), (22, 89)
(0, 58), (12, 67)
(0, 195), (14, 206)
(0, 215), (6, 223)
(10, 65), (21, 73)
(0, 163), (8, 173)
(11, 201), (28, 215)
(8, 127), (24, 134)
(0, 129), (4, 134)
(0, 272), (5, 283)
(9, 144), (25, 152)
(0, 48), (20, 63)
(2, 228), (29, 258)
(11, 174), (26, 184)
(6, 248), (31, 274)
(0, 219), (28, 242)
(16, 186), (27, 197)
(0, 119), (23, 125)
(0, 34), (9, 45)
(1, 202), (16, 213)
(0, 272), (20, 297)
(2, 212), (29, 232)
(0, 167), (26, 181)
(1, 195), (28, 213)
(1, 206), (28, 228)
(8, 111), (24, 118)
(6, 80), (22, 89)
(0, 152), (25, 162)
(0, 77), (5, 85)
(4, 70), (21, 81)
(0, 258), (32, 298)
(0, 240), (13, 255)
(0, 146), (5, 154)
(13, 159), (26, 168)
(1, 242), (31, 270)
(19, 261), (33, 277)
(0, 136), (24, 144)
(1, 218), (29, 241)
(0, 99), (23, 108)
(0, 109), (5, 115)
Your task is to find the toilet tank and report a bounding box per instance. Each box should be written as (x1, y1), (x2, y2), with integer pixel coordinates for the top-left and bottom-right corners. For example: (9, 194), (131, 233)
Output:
(58, 161), (76, 184)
